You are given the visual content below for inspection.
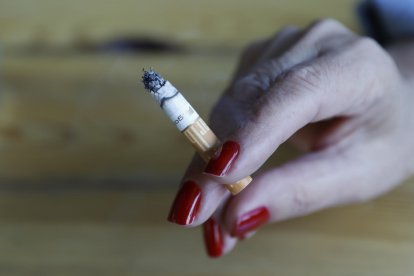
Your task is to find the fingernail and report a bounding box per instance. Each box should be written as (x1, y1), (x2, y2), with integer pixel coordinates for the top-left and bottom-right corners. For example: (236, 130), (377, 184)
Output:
(231, 206), (270, 238)
(203, 218), (224, 258)
(204, 141), (240, 177)
(167, 181), (202, 225)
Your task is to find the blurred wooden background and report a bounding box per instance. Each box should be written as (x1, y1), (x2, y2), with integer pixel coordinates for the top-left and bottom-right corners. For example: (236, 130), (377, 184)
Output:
(1, 0), (414, 275)
(0, 0), (358, 182)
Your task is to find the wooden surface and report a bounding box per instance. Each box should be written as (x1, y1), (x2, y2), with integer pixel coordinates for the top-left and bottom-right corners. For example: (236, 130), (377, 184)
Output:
(1, 0), (414, 275)
(0, 0), (359, 181)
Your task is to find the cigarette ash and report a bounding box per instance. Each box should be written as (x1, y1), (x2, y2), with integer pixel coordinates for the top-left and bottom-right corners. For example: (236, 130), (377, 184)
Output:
(142, 69), (166, 93)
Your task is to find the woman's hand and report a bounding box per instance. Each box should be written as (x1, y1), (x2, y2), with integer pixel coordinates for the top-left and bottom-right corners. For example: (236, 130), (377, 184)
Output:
(167, 19), (414, 257)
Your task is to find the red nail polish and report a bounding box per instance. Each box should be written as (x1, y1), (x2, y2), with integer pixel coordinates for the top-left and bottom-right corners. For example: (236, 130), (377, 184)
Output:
(204, 141), (240, 177)
(231, 207), (270, 238)
(167, 181), (202, 225)
(203, 218), (224, 258)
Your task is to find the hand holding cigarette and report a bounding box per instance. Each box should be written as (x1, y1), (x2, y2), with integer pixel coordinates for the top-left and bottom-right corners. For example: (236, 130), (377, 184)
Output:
(161, 19), (414, 258)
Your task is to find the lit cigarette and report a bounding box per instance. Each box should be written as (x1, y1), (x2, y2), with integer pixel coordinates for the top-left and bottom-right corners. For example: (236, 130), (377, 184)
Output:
(141, 69), (252, 195)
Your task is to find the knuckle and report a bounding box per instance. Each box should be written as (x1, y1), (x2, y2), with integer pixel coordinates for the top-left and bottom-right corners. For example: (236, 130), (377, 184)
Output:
(309, 18), (343, 32)
(240, 70), (271, 93)
(350, 37), (399, 83)
(354, 37), (396, 67)
(280, 65), (324, 92)
(295, 18), (351, 53)
(238, 59), (286, 93)
(278, 25), (300, 36)
(352, 37), (391, 66)
(268, 58), (285, 72)
(352, 36), (381, 52)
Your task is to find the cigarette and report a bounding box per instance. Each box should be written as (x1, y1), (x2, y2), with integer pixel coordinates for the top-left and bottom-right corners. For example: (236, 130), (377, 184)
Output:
(141, 69), (252, 195)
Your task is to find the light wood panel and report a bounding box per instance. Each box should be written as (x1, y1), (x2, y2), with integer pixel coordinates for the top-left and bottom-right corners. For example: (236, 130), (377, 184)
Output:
(0, 179), (413, 275)
(1, 0), (358, 50)
(1, 0), (413, 275)
(0, 0), (358, 181)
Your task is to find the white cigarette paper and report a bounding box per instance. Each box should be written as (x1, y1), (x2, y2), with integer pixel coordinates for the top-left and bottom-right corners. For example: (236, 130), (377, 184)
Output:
(151, 81), (199, 132)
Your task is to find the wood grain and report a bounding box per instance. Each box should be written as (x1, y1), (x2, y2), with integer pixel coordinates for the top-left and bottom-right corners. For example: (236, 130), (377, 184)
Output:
(0, 180), (413, 275)
(0, 0), (358, 181)
(1, 0), (358, 50)
(1, 0), (413, 275)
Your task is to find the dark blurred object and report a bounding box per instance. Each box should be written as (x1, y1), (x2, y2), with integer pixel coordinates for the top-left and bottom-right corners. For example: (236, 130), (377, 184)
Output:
(357, 0), (414, 45)
(12, 36), (185, 56)
(90, 36), (184, 54)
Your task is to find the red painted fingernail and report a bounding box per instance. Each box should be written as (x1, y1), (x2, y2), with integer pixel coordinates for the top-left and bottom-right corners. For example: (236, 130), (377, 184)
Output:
(167, 181), (202, 225)
(203, 218), (224, 258)
(204, 141), (240, 177)
(231, 206), (270, 238)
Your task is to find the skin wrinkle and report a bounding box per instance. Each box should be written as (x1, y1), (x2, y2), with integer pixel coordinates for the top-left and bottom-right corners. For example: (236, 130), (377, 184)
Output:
(271, 68), (322, 128)
(321, 41), (391, 118)
(174, 19), (414, 257)
(232, 73), (269, 101)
